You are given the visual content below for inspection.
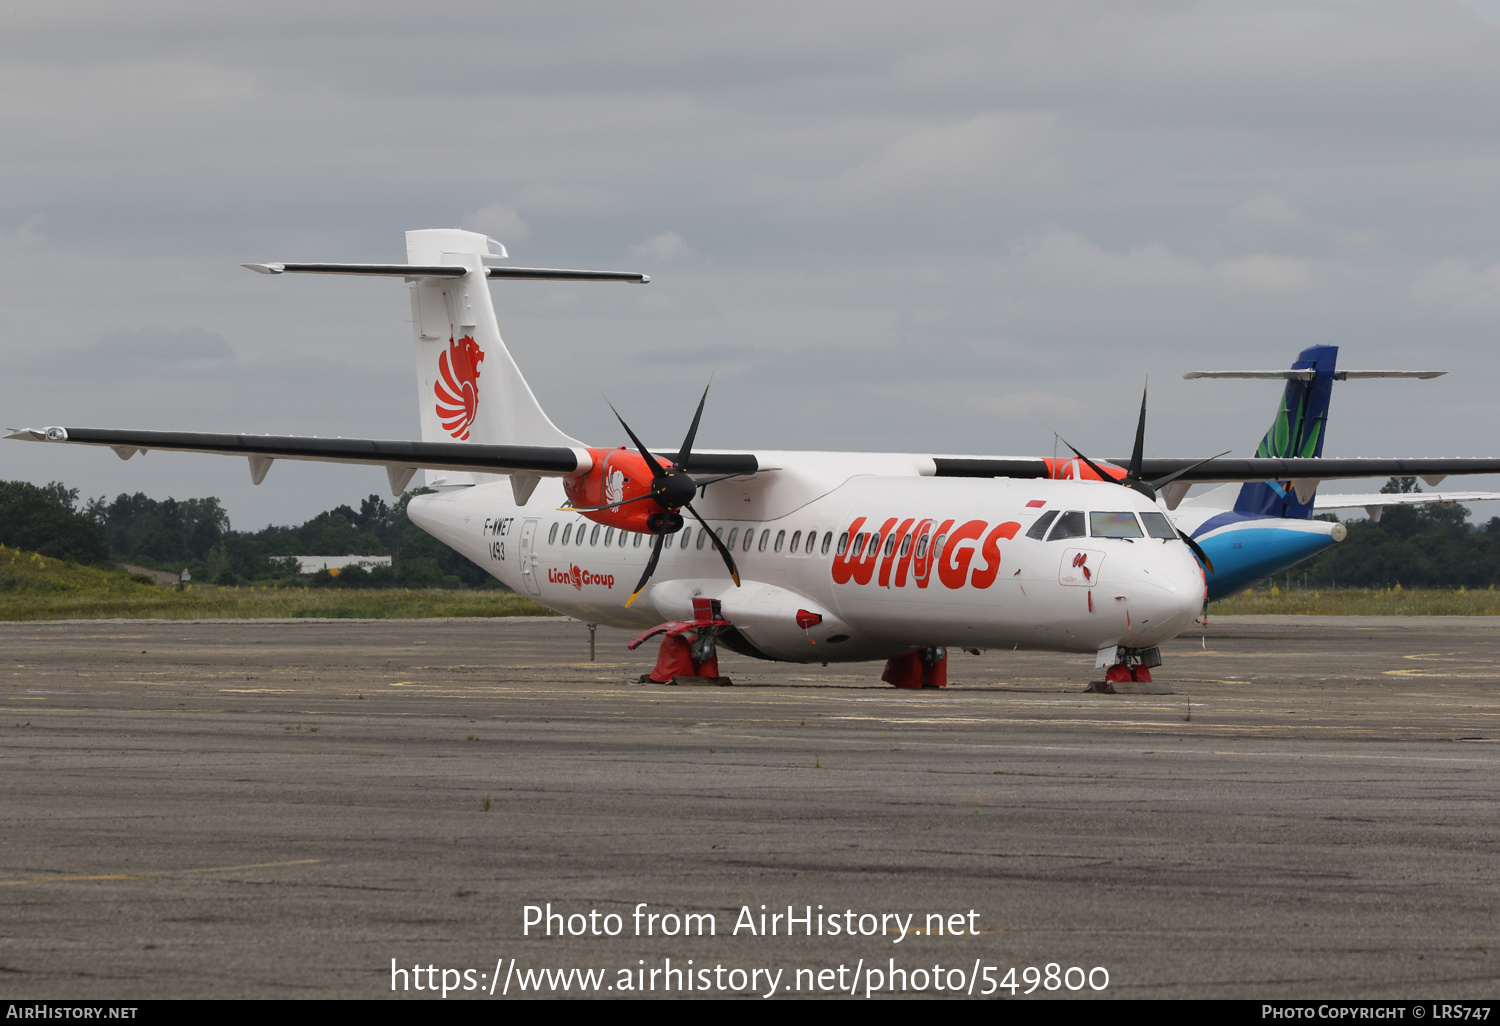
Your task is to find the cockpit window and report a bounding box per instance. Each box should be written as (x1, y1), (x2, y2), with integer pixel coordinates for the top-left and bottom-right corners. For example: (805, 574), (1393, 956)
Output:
(1139, 511), (1177, 540)
(1047, 511), (1086, 541)
(1025, 510), (1059, 540)
(1090, 512), (1144, 539)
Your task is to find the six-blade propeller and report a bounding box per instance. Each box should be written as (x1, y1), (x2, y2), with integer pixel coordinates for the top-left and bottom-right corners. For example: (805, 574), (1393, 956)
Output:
(598, 383), (743, 607)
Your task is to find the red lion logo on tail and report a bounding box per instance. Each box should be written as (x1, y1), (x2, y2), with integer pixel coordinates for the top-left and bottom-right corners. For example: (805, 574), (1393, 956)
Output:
(435, 333), (485, 440)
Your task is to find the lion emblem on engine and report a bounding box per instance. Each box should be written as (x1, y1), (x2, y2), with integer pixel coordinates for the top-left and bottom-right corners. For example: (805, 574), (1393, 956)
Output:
(604, 468), (625, 507)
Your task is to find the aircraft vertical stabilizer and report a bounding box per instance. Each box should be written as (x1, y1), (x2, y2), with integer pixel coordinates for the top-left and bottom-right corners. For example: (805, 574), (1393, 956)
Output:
(1229, 344), (1339, 519)
(404, 229), (584, 488)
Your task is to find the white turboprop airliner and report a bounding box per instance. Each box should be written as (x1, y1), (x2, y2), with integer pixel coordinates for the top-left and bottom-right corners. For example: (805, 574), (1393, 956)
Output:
(13, 229), (1500, 687)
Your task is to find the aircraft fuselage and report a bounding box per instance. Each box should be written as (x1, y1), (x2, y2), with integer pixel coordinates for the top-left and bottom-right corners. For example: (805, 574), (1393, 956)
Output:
(408, 457), (1207, 664)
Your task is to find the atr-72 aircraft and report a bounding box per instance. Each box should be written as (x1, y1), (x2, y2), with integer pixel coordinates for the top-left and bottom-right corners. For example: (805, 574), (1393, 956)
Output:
(12, 229), (1500, 687)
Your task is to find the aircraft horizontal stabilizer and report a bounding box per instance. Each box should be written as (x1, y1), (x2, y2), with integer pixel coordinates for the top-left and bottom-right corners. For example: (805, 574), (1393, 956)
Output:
(1184, 369), (1445, 381)
(242, 262), (649, 283)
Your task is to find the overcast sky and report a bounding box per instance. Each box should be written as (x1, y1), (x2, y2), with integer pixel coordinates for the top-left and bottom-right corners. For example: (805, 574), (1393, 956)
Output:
(4, 1), (1500, 529)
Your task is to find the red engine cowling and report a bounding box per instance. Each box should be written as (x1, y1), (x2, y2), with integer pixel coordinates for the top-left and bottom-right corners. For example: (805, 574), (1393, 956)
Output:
(563, 446), (670, 534)
(1043, 456), (1126, 483)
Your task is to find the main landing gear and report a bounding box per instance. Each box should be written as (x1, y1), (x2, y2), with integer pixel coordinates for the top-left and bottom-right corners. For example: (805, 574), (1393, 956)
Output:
(628, 597), (733, 686)
(881, 646), (948, 689)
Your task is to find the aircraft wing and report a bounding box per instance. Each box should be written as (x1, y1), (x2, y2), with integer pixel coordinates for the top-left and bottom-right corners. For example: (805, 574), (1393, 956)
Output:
(1313, 490), (1500, 522)
(1314, 491), (1500, 510)
(4, 426), (759, 495)
(933, 455), (1500, 485)
(1113, 457), (1500, 486)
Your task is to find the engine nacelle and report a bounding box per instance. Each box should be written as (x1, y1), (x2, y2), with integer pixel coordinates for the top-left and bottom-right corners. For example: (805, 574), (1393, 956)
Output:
(564, 446), (673, 534)
(1044, 456), (1126, 483)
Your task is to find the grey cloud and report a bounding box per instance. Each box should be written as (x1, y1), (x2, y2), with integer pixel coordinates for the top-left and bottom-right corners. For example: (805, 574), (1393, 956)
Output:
(87, 327), (235, 366)
(7, 327), (235, 380)
(7, 1), (1500, 528)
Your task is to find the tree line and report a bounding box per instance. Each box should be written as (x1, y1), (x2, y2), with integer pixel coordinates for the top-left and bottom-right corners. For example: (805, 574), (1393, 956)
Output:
(1297, 479), (1500, 590)
(0, 481), (498, 588)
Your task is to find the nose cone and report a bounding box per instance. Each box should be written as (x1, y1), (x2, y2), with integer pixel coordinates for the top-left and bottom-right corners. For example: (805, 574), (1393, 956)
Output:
(1126, 548), (1205, 644)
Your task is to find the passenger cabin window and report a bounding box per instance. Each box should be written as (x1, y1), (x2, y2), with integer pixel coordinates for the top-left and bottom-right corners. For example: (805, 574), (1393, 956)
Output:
(774, 530), (785, 552)
(1047, 511), (1086, 541)
(807, 532), (818, 555)
(548, 523), (559, 545)
(1139, 511), (1177, 540)
(727, 528), (739, 549)
(899, 534), (912, 557)
(836, 532), (849, 555)
(604, 527), (614, 546)
(790, 531), (802, 552)
(697, 528), (709, 550)
(633, 532), (643, 547)
(916, 533), (930, 558)
(1090, 512), (1143, 539)
(561, 524), (572, 545)
(742, 529), (754, 552)
(824, 533), (835, 555)
(590, 525), (601, 546)
(1025, 510), (1058, 540)
(759, 530), (771, 552)
(883, 533), (897, 557)
(680, 527), (692, 549)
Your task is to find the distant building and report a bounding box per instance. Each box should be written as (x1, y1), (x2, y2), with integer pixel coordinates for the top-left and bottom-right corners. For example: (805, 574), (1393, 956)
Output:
(289, 555), (393, 575)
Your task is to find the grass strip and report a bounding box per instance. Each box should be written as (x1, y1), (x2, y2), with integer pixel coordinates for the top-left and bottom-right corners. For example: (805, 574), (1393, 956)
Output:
(0, 545), (557, 620)
(1211, 586), (1500, 616)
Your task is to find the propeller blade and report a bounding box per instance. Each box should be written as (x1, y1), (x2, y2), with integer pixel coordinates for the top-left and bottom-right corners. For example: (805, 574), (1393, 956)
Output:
(1148, 450), (1232, 492)
(624, 531), (668, 608)
(1128, 379), (1148, 480)
(1056, 434), (1120, 487)
(685, 503), (741, 587)
(558, 493), (657, 514)
(608, 401), (666, 482)
(676, 378), (711, 469)
(1177, 528), (1215, 575)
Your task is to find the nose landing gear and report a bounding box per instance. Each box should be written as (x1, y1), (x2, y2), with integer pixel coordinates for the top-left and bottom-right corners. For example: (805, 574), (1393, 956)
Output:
(1091, 645), (1165, 694)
